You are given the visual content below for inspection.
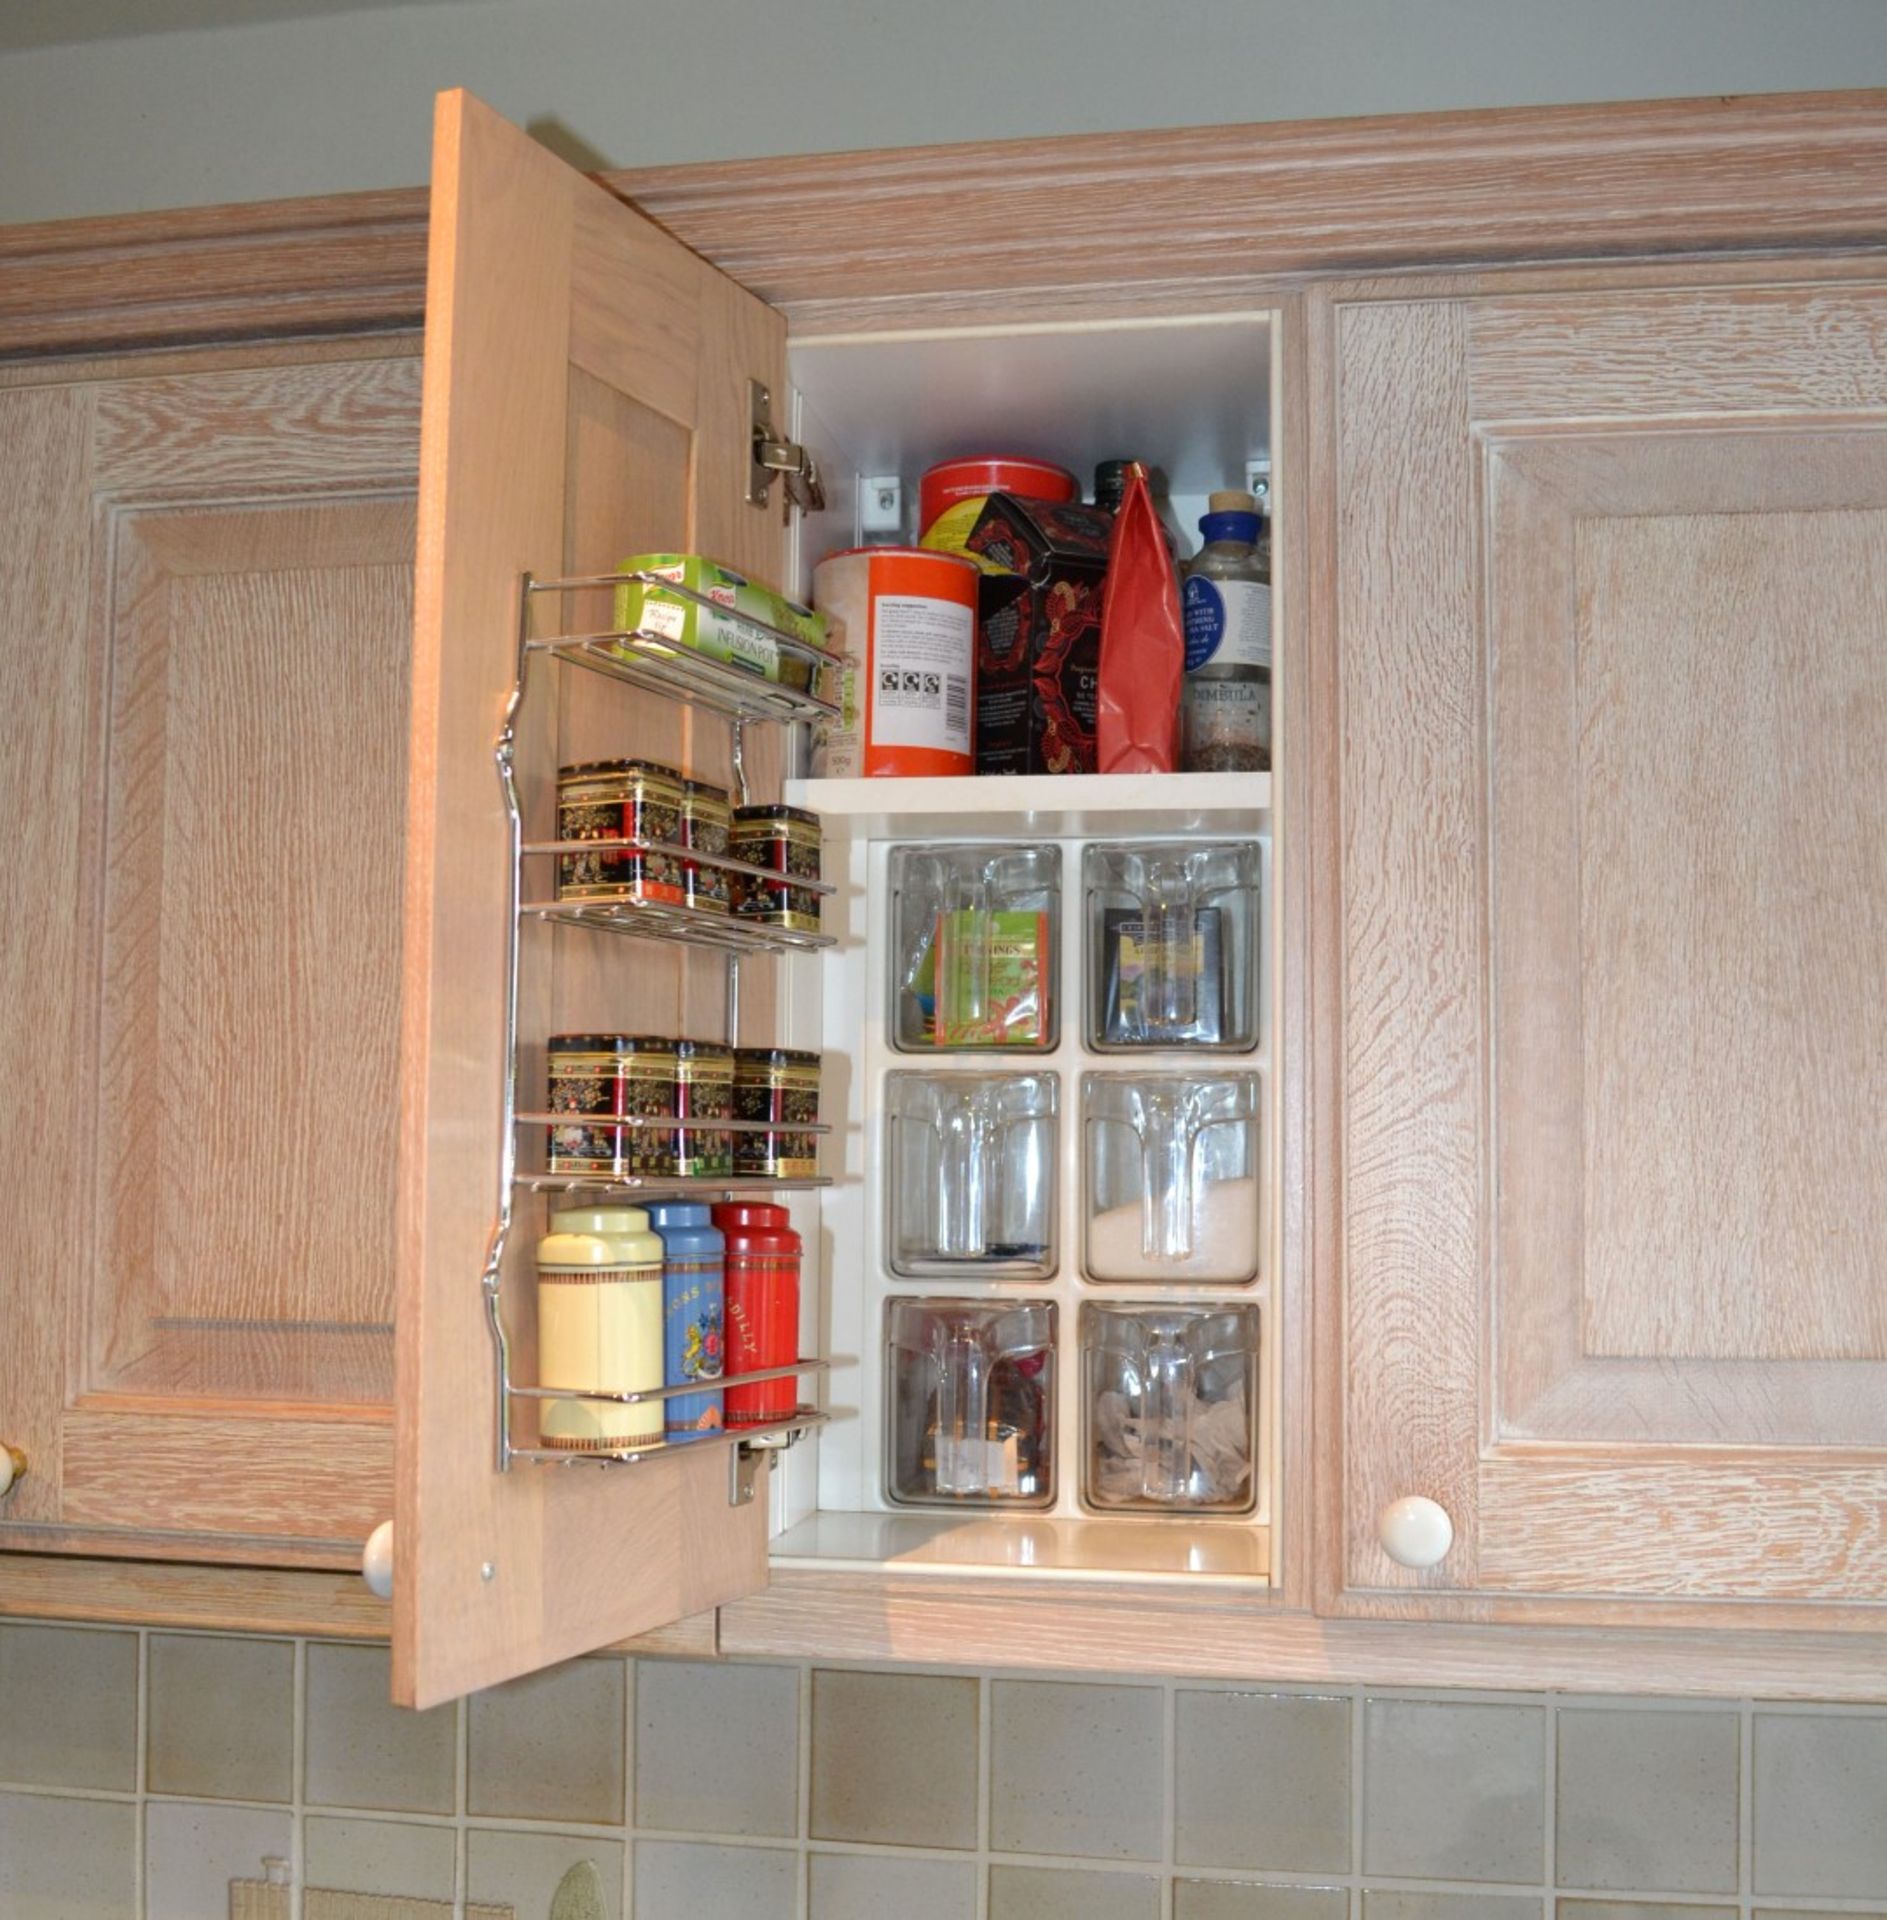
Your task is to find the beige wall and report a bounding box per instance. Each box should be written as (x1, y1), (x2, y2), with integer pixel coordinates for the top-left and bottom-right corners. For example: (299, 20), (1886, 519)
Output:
(3, 1617), (1886, 1916)
(5, 0), (1887, 225)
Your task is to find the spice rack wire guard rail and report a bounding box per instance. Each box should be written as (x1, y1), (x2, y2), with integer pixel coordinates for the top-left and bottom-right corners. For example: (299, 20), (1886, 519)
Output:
(517, 1172), (831, 1198)
(520, 893), (833, 955)
(507, 1411), (831, 1470)
(521, 835), (838, 897)
(507, 1408), (833, 1508)
(517, 1111), (831, 1136)
(509, 1357), (828, 1409)
(524, 570), (842, 727)
(504, 1374), (828, 1490)
(481, 568), (836, 1481)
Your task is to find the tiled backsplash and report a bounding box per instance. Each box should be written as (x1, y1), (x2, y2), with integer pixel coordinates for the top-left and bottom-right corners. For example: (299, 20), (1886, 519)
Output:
(1, 1620), (1885, 1919)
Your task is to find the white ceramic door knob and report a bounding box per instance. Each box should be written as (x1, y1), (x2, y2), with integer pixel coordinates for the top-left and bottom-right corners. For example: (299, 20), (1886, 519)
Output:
(0, 1445), (25, 1498)
(361, 1519), (395, 1599)
(1378, 1494), (1454, 1569)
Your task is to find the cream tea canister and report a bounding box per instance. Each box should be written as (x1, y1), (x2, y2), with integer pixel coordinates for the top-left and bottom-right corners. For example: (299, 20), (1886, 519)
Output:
(535, 1206), (666, 1452)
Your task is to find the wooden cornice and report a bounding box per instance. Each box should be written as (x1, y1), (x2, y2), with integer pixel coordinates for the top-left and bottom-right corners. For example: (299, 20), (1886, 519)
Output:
(4, 87), (1886, 358)
(0, 182), (429, 358)
(616, 86), (1887, 321)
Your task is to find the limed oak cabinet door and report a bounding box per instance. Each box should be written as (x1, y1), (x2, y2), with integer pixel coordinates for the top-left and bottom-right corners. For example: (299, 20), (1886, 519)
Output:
(1311, 272), (1887, 1623)
(396, 93), (795, 1705)
(0, 346), (419, 1564)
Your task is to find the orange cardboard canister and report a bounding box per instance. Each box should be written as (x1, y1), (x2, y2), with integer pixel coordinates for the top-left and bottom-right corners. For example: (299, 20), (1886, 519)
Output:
(811, 547), (979, 777)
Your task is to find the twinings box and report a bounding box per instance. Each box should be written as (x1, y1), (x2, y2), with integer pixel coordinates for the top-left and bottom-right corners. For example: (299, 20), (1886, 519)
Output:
(613, 553), (837, 699)
(960, 495), (1113, 776)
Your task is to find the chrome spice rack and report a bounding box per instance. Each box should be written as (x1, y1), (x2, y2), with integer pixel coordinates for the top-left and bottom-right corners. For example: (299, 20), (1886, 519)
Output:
(520, 831), (837, 956)
(481, 571), (838, 1488)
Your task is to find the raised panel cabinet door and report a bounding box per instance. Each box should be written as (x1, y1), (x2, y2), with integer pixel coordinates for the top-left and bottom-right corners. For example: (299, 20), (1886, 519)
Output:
(0, 349), (420, 1564)
(397, 92), (792, 1706)
(1313, 273), (1887, 1623)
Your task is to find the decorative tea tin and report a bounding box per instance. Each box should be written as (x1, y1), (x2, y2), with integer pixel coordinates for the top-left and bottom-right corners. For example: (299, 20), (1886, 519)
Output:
(557, 758), (686, 904)
(730, 804), (822, 933)
(546, 1033), (680, 1179)
(732, 1047), (821, 1179)
(535, 1206), (665, 1452)
(680, 779), (734, 914)
(712, 1201), (802, 1426)
(644, 1200), (725, 1437)
(673, 1038), (735, 1178)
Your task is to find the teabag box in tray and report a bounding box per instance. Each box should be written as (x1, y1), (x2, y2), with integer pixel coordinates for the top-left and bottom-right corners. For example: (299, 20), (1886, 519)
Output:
(613, 553), (837, 698)
(958, 496), (1113, 776)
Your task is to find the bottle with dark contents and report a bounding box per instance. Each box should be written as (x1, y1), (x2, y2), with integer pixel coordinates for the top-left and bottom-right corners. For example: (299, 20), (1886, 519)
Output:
(1180, 490), (1271, 773)
(1093, 459), (1191, 563)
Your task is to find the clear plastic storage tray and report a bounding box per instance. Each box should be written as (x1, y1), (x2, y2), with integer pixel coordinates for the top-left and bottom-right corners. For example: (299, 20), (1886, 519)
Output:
(889, 843), (1060, 1052)
(884, 1297), (1057, 1508)
(885, 1072), (1059, 1279)
(1082, 1302), (1259, 1513)
(1085, 841), (1260, 1051)
(1082, 1073), (1261, 1283)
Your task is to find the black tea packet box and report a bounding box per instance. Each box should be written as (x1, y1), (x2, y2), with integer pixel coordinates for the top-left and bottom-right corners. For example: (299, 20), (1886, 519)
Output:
(963, 494), (1113, 776)
(1100, 905), (1226, 1046)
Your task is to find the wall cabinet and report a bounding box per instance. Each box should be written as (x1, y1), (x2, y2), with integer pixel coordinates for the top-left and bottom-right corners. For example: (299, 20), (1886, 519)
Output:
(1310, 275), (1887, 1625)
(2, 88), (1884, 1703)
(0, 347), (417, 1569)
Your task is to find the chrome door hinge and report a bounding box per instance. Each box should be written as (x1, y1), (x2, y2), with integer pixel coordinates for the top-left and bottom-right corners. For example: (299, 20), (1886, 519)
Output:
(729, 1441), (761, 1507)
(749, 378), (824, 517)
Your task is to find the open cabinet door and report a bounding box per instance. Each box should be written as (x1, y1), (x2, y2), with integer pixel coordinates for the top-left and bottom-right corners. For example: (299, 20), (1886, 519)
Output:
(395, 91), (791, 1707)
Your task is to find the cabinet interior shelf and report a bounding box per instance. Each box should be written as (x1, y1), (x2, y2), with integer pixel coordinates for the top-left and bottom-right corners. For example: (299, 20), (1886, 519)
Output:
(519, 894), (835, 954)
(787, 769), (1270, 839)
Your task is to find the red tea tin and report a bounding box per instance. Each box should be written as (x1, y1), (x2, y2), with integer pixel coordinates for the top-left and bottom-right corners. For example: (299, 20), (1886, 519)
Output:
(712, 1202), (802, 1426)
(919, 456), (1078, 537)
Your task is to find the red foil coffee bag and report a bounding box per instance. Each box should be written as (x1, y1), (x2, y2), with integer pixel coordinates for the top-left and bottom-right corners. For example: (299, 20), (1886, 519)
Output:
(1096, 462), (1183, 772)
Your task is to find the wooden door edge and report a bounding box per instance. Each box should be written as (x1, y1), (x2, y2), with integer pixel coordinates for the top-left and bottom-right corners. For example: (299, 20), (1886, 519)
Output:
(0, 1551), (721, 1656)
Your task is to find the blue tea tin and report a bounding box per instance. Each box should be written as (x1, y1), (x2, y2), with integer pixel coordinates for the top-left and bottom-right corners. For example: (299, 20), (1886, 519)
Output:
(644, 1201), (725, 1435)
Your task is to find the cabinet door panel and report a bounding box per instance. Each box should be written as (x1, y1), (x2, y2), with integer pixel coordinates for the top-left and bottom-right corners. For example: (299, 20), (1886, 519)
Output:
(95, 500), (409, 1408)
(1319, 278), (1887, 1620)
(397, 91), (787, 1707)
(0, 351), (418, 1558)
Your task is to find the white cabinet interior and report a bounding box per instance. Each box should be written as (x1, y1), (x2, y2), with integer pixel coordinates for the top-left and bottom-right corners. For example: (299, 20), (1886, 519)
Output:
(757, 313), (1283, 1583)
